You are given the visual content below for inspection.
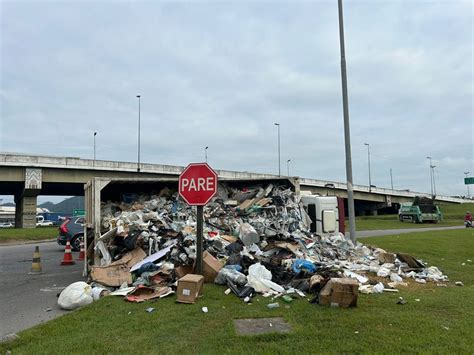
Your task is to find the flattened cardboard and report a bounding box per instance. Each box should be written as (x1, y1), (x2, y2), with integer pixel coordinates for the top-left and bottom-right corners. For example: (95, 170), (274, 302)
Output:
(91, 263), (132, 287)
(203, 251), (223, 283)
(111, 248), (146, 268)
(176, 274), (204, 304)
(378, 252), (395, 264)
(125, 285), (173, 303)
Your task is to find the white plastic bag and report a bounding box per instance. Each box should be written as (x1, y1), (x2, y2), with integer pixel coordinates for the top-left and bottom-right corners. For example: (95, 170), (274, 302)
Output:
(247, 263), (284, 293)
(58, 281), (93, 310)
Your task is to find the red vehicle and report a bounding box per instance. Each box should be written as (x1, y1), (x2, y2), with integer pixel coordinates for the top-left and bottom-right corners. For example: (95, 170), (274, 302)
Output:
(57, 216), (85, 251)
(465, 212), (472, 228)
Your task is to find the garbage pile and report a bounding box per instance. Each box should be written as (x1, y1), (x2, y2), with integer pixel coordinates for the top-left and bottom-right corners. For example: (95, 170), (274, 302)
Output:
(72, 183), (449, 309)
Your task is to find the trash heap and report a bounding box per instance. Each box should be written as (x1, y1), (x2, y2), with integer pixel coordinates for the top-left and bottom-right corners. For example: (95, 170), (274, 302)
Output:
(81, 183), (449, 309)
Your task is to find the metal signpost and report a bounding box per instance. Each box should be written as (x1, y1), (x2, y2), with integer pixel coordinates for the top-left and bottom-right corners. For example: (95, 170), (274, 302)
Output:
(179, 163), (218, 274)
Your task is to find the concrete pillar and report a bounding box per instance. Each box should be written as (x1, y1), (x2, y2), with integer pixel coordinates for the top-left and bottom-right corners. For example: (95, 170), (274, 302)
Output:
(14, 194), (38, 228)
(14, 168), (42, 229)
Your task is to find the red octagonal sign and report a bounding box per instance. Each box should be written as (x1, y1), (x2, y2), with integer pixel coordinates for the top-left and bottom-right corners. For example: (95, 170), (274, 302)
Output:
(179, 163), (218, 206)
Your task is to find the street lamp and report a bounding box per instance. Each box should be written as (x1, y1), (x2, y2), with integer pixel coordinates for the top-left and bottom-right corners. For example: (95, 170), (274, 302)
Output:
(274, 123), (281, 176)
(287, 159), (291, 176)
(432, 165), (437, 197)
(364, 143), (371, 192)
(338, 0), (356, 242)
(205, 146), (208, 163)
(427, 156), (434, 198)
(93, 132), (97, 166)
(136, 95), (141, 172)
(464, 171), (470, 198)
(390, 168), (394, 190)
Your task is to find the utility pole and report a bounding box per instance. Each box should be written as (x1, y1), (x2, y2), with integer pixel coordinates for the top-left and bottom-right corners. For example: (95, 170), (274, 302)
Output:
(338, 0), (356, 242)
(287, 159), (291, 176)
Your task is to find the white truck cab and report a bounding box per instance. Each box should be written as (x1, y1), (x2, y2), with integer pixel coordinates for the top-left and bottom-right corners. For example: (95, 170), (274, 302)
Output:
(300, 195), (340, 236)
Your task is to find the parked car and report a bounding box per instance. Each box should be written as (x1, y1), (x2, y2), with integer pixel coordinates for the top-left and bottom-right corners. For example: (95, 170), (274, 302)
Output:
(0, 222), (14, 228)
(36, 216), (54, 227)
(57, 216), (85, 251)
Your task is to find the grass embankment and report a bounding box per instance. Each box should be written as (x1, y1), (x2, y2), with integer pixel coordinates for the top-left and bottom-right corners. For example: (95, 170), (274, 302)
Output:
(2, 229), (473, 354)
(0, 226), (57, 244)
(353, 202), (474, 231)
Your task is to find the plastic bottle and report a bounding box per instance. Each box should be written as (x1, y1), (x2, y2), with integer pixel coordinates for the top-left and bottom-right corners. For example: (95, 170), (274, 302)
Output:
(267, 302), (279, 309)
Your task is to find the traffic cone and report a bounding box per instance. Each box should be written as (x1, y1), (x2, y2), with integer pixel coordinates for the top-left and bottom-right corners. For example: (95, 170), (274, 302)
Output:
(60, 237), (75, 265)
(30, 246), (43, 273)
(77, 239), (85, 261)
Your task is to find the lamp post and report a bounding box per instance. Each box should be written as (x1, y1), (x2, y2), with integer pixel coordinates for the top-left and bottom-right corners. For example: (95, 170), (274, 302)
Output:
(427, 156), (433, 198)
(390, 168), (394, 190)
(364, 143), (371, 192)
(432, 165), (437, 197)
(274, 123), (281, 176)
(464, 171), (470, 198)
(205, 146), (208, 163)
(93, 132), (97, 166)
(338, 0), (356, 242)
(287, 159), (291, 176)
(136, 95), (141, 172)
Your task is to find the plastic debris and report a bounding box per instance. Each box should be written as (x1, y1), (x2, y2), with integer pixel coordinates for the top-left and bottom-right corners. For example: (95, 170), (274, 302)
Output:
(145, 307), (155, 313)
(58, 282), (93, 310)
(455, 281), (464, 286)
(267, 302), (280, 309)
(202, 307), (209, 313)
(397, 297), (407, 305)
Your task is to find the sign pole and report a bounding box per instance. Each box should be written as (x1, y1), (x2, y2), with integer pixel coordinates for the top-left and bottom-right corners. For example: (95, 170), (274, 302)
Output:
(196, 205), (204, 275)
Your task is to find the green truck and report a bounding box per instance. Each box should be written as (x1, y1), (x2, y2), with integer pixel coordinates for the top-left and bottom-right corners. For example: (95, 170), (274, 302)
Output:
(398, 196), (442, 223)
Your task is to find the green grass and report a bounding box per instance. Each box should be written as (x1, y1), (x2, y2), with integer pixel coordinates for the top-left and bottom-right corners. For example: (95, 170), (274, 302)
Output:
(352, 202), (474, 231)
(1, 229), (473, 354)
(0, 226), (57, 243)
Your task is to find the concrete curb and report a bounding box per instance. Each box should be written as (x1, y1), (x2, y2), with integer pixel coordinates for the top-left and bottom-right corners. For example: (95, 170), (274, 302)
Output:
(0, 239), (56, 247)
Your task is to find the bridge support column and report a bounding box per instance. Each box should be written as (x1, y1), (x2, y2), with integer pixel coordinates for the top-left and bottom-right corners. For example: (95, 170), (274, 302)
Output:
(14, 168), (42, 229)
(14, 194), (38, 228)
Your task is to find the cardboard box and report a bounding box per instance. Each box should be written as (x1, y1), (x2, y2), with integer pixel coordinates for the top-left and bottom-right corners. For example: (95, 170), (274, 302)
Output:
(91, 263), (132, 287)
(203, 251), (223, 283)
(175, 264), (194, 279)
(176, 274), (204, 304)
(318, 278), (358, 308)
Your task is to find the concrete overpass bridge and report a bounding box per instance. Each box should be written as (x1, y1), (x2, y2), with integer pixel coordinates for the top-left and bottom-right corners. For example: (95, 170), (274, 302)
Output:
(0, 153), (464, 228)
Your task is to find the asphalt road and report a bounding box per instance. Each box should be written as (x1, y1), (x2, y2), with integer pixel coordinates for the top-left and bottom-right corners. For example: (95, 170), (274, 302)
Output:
(356, 225), (465, 238)
(0, 241), (85, 339)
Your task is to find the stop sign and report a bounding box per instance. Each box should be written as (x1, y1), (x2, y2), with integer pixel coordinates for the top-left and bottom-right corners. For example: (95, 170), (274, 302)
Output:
(179, 163), (218, 206)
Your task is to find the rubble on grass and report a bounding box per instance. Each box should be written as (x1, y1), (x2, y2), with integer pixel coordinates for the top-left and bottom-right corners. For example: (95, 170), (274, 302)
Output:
(79, 182), (450, 308)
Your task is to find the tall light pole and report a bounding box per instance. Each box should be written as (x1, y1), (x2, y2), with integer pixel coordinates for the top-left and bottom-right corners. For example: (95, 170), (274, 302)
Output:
(93, 132), (97, 166)
(390, 168), (394, 190)
(427, 156), (434, 198)
(364, 143), (371, 192)
(432, 165), (437, 197)
(464, 171), (470, 198)
(338, 0), (356, 242)
(136, 95), (141, 172)
(274, 123), (281, 176)
(205, 146), (208, 163)
(287, 159), (291, 176)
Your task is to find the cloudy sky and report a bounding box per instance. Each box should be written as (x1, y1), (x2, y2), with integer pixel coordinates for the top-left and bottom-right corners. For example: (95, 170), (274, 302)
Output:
(1, 0), (472, 204)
